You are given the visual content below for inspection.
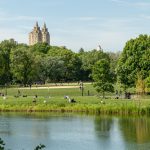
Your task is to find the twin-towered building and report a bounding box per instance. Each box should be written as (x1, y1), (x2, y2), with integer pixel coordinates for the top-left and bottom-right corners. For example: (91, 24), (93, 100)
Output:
(29, 22), (50, 45)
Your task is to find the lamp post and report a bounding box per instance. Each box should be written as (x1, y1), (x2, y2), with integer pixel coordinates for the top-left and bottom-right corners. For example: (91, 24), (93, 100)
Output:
(5, 83), (7, 96)
(80, 82), (84, 96)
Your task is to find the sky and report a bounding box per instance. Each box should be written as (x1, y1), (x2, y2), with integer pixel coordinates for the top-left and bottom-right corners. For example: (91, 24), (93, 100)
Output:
(0, 0), (150, 52)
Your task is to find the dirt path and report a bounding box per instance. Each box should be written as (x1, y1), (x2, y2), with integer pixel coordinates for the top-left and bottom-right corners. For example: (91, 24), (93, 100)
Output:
(19, 86), (80, 90)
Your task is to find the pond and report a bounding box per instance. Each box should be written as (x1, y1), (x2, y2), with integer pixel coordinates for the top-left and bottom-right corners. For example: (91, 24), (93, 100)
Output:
(0, 113), (150, 150)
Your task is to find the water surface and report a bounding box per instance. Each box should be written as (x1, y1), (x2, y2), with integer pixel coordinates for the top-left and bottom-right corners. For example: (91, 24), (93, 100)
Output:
(0, 113), (150, 150)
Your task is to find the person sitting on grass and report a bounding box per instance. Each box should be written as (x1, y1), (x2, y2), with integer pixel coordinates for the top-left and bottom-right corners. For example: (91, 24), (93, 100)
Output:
(32, 98), (36, 104)
(64, 96), (76, 103)
(70, 98), (76, 103)
(68, 98), (76, 103)
(33, 95), (38, 104)
(64, 95), (69, 99)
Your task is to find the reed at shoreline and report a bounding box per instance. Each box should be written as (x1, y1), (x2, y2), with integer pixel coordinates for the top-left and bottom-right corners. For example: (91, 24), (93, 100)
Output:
(0, 95), (149, 115)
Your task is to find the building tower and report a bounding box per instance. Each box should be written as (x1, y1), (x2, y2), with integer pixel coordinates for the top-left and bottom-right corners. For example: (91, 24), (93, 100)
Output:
(29, 22), (50, 45)
(42, 23), (50, 45)
(97, 45), (103, 51)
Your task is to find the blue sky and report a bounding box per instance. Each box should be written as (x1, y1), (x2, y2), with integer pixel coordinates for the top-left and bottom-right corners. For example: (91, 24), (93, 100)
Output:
(0, 0), (150, 52)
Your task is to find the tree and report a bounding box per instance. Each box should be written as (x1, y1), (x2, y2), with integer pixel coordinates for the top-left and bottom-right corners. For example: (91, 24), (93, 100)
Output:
(79, 49), (110, 80)
(10, 47), (37, 86)
(92, 59), (114, 98)
(62, 53), (82, 81)
(145, 76), (150, 93)
(39, 56), (65, 83)
(78, 48), (84, 54)
(48, 47), (82, 81)
(34, 144), (45, 150)
(117, 35), (150, 89)
(136, 74), (146, 95)
(30, 42), (50, 54)
(107, 51), (120, 74)
(0, 40), (17, 85)
(0, 138), (5, 150)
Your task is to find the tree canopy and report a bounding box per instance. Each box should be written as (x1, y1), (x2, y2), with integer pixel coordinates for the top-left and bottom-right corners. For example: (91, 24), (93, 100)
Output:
(10, 47), (36, 86)
(0, 34), (149, 95)
(117, 34), (150, 89)
(92, 59), (114, 98)
(0, 40), (17, 84)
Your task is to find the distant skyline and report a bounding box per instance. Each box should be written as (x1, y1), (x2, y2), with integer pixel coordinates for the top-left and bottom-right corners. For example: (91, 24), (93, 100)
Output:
(0, 0), (150, 52)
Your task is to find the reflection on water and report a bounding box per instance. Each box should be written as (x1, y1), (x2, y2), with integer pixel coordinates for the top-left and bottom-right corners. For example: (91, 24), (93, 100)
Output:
(119, 117), (150, 144)
(94, 116), (113, 133)
(94, 116), (125, 150)
(0, 113), (150, 150)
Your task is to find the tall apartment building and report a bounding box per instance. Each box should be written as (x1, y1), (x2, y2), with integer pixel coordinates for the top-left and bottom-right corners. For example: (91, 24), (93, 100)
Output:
(29, 22), (50, 45)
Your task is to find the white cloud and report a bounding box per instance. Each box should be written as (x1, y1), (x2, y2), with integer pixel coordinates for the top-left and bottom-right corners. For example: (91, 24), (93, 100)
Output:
(111, 0), (125, 3)
(0, 11), (40, 44)
(0, 15), (42, 22)
(140, 15), (150, 20)
(0, 28), (27, 44)
(110, 0), (150, 8)
(69, 17), (98, 21)
(18, 25), (33, 30)
(136, 2), (150, 7)
(0, 10), (42, 22)
(110, 0), (128, 4)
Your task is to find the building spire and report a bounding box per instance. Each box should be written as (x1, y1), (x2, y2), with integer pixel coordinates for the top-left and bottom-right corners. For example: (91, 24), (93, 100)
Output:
(43, 22), (46, 28)
(35, 21), (38, 27)
(97, 45), (103, 51)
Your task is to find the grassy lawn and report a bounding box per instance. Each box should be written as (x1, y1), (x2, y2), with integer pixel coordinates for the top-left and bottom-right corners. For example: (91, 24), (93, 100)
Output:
(0, 83), (97, 97)
(0, 83), (149, 115)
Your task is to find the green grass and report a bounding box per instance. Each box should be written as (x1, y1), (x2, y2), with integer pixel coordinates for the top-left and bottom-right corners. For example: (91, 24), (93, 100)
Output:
(0, 83), (96, 97)
(0, 83), (149, 115)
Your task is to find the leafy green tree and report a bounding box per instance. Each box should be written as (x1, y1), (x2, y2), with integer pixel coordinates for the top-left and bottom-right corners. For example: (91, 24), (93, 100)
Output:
(10, 47), (37, 86)
(136, 74), (146, 94)
(62, 53), (82, 81)
(34, 144), (45, 150)
(107, 51), (120, 73)
(0, 138), (5, 150)
(79, 49), (110, 80)
(117, 35), (150, 89)
(145, 76), (150, 93)
(30, 42), (50, 54)
(48, 47), (82, 81)
(39, 56), (65, 83)
(92, 59), (114, 98)
(0, 40), (17, 85)
(78, 48), (84, 54)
